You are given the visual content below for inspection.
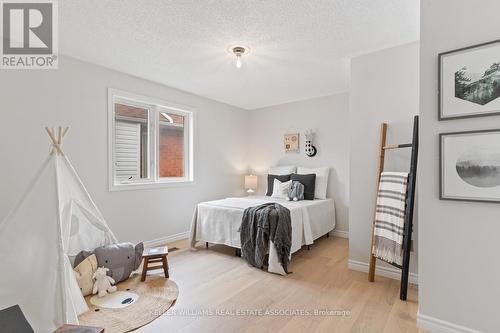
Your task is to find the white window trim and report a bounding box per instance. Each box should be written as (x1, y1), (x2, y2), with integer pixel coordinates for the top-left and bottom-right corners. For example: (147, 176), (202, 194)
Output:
(108, 88), (195, 191)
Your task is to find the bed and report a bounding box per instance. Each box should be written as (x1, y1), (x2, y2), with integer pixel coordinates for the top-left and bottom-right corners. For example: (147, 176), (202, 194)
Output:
(189, 196), (335, 256)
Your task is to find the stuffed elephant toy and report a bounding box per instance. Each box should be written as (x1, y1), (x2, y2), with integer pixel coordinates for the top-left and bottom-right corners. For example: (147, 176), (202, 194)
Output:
(74, 242), (144, 283)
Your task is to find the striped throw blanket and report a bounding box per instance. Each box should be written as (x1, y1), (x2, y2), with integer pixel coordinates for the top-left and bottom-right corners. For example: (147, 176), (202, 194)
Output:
(372, 171), (408, 265)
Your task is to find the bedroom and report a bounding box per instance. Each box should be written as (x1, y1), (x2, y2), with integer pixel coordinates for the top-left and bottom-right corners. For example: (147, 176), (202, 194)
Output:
(1, 1), (500, 332)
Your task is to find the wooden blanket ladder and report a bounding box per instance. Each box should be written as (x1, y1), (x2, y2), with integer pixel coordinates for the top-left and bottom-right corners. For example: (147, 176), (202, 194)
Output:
(368, 115), (419, 301)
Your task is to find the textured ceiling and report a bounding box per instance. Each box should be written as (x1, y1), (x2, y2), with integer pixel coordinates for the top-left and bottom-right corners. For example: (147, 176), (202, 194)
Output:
(60, 0), (419, 110)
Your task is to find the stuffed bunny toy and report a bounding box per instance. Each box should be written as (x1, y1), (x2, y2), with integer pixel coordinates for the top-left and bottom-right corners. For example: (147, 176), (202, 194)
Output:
(92, 267), (117, 297)
(287, 181), (305, 201)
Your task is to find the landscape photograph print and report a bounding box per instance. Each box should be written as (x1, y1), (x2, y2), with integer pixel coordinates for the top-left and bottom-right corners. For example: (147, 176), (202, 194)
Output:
(439, 39), (500, 119)
(441, 129), (500, 203)
(455, 63), (500, 106)
(456, 147), (500, 188)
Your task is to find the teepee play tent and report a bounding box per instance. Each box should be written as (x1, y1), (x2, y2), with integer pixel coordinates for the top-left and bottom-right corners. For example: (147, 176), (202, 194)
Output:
(0, 127), (117, 332)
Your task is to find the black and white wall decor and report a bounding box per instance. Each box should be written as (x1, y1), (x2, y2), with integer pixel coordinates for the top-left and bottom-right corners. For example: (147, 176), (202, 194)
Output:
(284, 133), (299, 153)
(439, 39), (500, 120)
(304, 130), (317, 157)
(440, 129), (500, 203)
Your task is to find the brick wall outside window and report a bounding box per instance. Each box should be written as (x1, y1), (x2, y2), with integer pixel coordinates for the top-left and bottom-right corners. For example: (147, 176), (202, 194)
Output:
(159, 126), (184, 177)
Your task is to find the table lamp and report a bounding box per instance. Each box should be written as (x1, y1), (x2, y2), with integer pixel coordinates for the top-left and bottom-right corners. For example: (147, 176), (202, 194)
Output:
(245, 175), (258, 194)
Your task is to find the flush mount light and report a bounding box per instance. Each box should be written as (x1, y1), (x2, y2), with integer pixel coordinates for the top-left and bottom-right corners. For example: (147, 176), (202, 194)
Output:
(228, 45), (250, 69)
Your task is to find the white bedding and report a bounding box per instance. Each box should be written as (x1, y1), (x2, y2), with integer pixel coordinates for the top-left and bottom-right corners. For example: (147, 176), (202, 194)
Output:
(189, 196), (335, 256)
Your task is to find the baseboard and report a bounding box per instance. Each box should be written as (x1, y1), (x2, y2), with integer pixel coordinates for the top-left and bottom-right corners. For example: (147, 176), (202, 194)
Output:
(417, 312), (483, 333)
(143, 231), (189, 248)
(144, 229), (346, 247)
(347, 259), (418, 285)
(332, 229), (349, 238)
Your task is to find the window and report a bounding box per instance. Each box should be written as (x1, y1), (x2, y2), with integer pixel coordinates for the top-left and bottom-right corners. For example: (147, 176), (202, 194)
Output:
(108, 89), (194, 190)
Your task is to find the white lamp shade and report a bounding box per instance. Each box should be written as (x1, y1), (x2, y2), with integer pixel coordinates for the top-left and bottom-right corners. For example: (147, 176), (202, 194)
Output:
(245, 175), (258, 190)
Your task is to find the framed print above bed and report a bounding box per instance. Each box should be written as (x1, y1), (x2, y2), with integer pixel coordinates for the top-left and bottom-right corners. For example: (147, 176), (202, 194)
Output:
(440, 129), (500, 203)
(439, 39), (500, 120)
(284, 133), (299, 152)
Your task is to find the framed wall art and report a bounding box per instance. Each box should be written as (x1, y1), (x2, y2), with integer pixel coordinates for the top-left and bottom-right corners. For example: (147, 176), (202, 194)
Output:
(440, 129), (500, 203)
(284, 133), (299, 153)
(439, 39), (500, 120)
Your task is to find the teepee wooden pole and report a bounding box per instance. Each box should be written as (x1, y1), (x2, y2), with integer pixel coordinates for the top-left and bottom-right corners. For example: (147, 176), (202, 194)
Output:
(57, 126), (62, 144)
(45, 127), (56, 155)
(45, 127), (63, 155)
(62, 127), (70, 138)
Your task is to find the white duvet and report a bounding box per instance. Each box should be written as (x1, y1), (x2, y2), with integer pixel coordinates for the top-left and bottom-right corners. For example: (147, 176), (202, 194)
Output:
(189, 196), (335, 275)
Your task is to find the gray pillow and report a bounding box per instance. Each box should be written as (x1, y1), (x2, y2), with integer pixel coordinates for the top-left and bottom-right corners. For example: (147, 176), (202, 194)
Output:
(290, 173), (316, 200)
(74, 242), (144, 283)
(266, 174), (292, 196)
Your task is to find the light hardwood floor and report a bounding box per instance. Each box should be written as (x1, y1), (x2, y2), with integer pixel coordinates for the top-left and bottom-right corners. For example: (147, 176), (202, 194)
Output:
(139, 236), (424, 333)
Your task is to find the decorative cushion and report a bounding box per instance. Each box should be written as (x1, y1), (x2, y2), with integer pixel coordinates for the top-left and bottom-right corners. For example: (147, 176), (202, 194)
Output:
(266, 174), (292, 196)
(271, 179), (292, 199)
(94, 242), (144, 283)
(268, 165), (296, 175)
(297, 167), (329, 199)
(291, 173), (316, 200)
(74, 250), (93, 268)
(73, 254), (98, 296)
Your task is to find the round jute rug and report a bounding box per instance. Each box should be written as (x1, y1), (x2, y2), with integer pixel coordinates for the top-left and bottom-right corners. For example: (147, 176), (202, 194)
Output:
(79, 274), (178, 333)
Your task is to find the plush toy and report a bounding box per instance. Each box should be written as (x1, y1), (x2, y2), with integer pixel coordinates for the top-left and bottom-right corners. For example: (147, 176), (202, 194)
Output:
(74, 242), (144, 283)
(94, 242), (144, 283)
(92, 267), (117, 297)
(288, 181), (305, 201)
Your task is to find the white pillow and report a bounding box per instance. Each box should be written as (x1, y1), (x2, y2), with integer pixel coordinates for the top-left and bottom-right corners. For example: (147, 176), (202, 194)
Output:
(271, 179), (291, 199)
(268, 165), (296, 175)
(297, 167), (329, 199)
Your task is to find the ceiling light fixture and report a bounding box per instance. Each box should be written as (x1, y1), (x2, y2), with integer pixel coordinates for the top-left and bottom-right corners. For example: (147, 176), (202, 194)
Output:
(229, 45), (249, 69)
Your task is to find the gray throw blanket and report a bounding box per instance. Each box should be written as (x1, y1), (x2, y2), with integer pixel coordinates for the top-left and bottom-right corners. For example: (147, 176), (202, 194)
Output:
(240, 203), (292, 273)
(373, 172), (408, 265)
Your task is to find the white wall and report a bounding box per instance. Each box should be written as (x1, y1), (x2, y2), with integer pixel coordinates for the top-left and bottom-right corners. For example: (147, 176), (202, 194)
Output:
(248, 94), (350, 233)
(0, 56), (249, 244)
(349, 42), (419, 276)
(419, 1), (500, 332)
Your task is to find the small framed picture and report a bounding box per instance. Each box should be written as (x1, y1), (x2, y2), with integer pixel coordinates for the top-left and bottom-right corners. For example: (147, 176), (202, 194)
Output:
(284, 133), (299, 152)
(439, 39), (500, 120)
(440, 129), (500, 203)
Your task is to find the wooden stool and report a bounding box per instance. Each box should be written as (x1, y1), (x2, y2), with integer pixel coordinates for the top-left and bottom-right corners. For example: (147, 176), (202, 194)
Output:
(141, 246), (169, 282)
